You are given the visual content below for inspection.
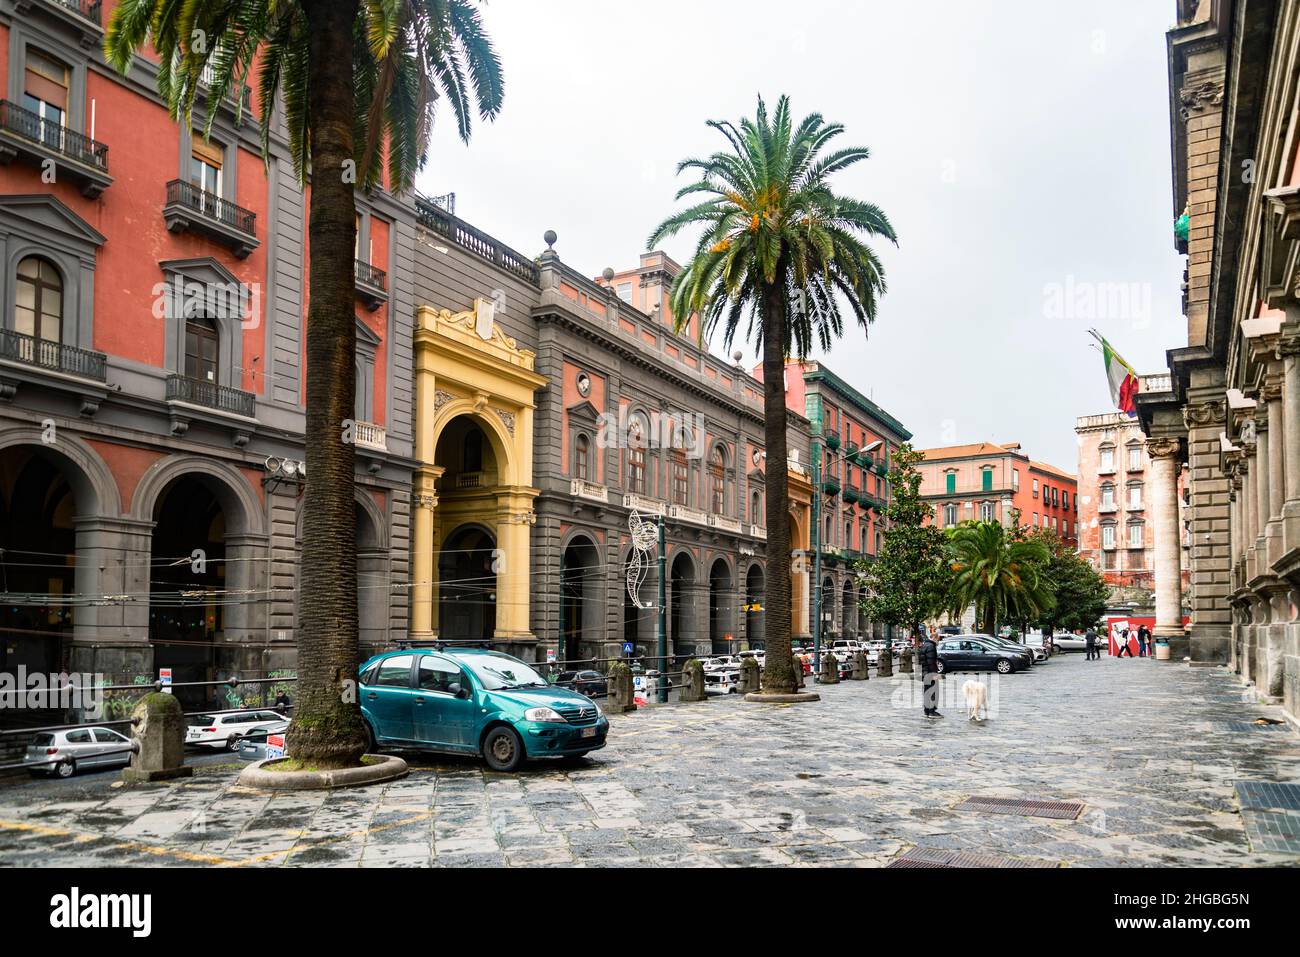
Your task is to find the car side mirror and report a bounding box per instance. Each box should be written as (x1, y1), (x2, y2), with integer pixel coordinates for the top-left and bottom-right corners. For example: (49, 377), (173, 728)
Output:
(449, 682), (470, 700)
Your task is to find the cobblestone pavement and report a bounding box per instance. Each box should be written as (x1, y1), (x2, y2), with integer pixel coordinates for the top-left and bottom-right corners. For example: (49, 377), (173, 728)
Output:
(2, 655), (1299, 868)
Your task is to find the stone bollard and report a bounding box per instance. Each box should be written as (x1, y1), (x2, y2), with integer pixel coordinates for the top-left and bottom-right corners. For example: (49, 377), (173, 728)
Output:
(680, 659), (707, 702)
(606, 661), (637, 713)
(739, 657), (761, 694)
(122, 692), (192, 783)
(850, 651), (870, 680)
(899, 645), (914, 674)
(817, 651), (840, 684)
(876, 648), (893, 678)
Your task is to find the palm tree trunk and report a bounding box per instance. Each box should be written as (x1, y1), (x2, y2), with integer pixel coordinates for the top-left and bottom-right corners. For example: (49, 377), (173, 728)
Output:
(285, 0), (368, 768)
(759, 278), (795, 694)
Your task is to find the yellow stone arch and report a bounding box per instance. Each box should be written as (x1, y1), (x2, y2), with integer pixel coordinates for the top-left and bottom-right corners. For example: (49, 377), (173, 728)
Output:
(411, 303), (546, 644)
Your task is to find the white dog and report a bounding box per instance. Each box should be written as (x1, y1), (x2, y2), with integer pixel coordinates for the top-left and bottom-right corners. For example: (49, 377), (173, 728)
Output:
(962, 679), (988, 721)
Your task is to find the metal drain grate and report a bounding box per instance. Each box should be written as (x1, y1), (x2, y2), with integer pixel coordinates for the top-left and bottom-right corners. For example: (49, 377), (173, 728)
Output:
(886, 846), (1057, 869)
(954, 796), (1084, 820)
(1235, 781), (1300, 813)
(1215, 721), (1292, 733)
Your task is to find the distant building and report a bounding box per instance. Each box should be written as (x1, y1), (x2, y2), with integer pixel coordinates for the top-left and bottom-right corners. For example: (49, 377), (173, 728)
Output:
(915, 442), (1079, 547)
(1076, 399), (1190, 614)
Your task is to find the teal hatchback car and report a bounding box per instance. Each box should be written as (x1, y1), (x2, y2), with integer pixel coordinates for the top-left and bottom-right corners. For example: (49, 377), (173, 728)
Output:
(358, 647), (609, 771)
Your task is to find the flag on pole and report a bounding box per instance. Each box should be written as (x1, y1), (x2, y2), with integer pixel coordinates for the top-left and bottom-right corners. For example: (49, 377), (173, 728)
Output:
(1090, 330), (1140, 417)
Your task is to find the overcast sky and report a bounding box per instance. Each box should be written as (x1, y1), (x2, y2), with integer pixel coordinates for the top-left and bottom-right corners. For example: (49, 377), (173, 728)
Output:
(417, 0), (1184, 473)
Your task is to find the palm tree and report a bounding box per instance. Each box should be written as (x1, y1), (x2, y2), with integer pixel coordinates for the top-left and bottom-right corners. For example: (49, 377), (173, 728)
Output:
(649, 96), (896, 694)
(945, 522), (1054, 636)
(106, 1), (502, 767)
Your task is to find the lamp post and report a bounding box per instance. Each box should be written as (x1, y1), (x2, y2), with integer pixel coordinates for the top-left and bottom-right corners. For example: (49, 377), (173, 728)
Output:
(812, 438), (822, 674)
(656, 515), (667, 704)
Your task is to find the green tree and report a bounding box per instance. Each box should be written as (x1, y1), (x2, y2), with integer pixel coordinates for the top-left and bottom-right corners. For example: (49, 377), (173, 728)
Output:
(1026, 529), (1109, 633)
(857, 444), (949, 639)
(945, 521), (1054, 636)
(107, 0), (503, 767)
(649, 95), (896, 693)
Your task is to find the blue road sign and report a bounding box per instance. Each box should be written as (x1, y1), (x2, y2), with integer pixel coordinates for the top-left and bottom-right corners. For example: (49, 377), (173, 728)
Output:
(622, 642), (634, 655)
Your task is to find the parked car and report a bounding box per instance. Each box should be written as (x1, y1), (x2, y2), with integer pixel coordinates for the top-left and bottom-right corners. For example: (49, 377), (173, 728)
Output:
(830, 639), (863, 659)
(982, 634), (1048, 663)
(738, 649), (766, 669)
(187, 710), (291, 751)
(1043, 632), (1088, 653)
(704, 668), (741, 694)
(935, 637), (1031, 674)
(236, 722), (290, 762)
(359, 647), (609, 772)
(702, 655), (742, 671)
(25, 727), (135, 778)
(554, 670), (609, 698)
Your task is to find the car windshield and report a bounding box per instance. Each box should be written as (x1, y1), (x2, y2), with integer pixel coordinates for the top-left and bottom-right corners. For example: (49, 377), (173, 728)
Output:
(459, 654), (549, 690)
(33, 733), (53, 746)
(191, 715), (214, 725)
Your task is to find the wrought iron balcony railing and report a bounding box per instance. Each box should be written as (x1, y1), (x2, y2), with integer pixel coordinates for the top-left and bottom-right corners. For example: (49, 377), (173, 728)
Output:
(355, 259), (387, 291)
(0, 99), (108, 171)
(0, 329), (107, 381)
(53, 0), (102, 24)
(165, 179), (256, 235)
(165, 374), (255, 418)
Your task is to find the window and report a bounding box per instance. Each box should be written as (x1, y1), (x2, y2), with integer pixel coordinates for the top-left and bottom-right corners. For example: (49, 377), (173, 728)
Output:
(945, 471), (956, 494)
(1128, 522), (1144, 548)
(190, 136), (224, 198)
(1032, 512), (1038, 526)
(418, 657), (464, 694)
(1051, 487), (1059, 506)
(184, 316), (219, 383)
(824, 514), (833, 545)
(671, 450), (688, 506)
(1103, 550), (1117, 570)
(1051, 516), (1057, 531)
(860, 522), (869, 551)
(980, 501), (995, 522)
(710, 447), (725, 513)
(1128, 446), (1142, 471)
(1062, 491), (1069, 510)
(1101, 483), (1115, 509)
(23, 51), (68, 148)
(943, 503), (957, 526)
(751, 489), (762, 524)
(1012, 470), (1020, 492)
(1128, 484), (1142, 509)
(374, 655), (414, 687)
(1032, 478), (1039, 498)
(574, 434), (590, 480)
(845, 520), (853, 549)
(875, 531), (881, 554)
(1100, 446), (1115, 472)
(981, 467), (993, 492)
(1102, 524), (1116, 549)
(628, 418), (646, 493)
(14, 256), (62, 342)
(616, 283), (632, 303)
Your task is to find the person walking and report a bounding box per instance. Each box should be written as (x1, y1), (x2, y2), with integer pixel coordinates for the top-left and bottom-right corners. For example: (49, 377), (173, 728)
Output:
(918, 630), (944, 718)
(1084, 627), (1098, 661)
(1117, 626), (1132, 658)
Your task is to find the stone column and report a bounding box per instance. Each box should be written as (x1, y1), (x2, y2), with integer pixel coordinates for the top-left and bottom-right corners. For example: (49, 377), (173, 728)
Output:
(409, 482), (437, 640)
(1265, 380), (1286, 570)
(1255, 415), (1271, 576)
(494, 489), (537, 642)
(1281, 331), (1300, 564)
(1147, 438), (1186, 655)
(1182, 393), (1232, 661)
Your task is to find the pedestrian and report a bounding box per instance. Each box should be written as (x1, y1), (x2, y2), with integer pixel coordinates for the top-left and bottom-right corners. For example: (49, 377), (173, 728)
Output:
(1137, 624), (1150, 658)
(1117, 627), (1132, 658)
(918, 630), (944, 719)
(1084, 627), (1097, 660)
(274, 689), (292, 712)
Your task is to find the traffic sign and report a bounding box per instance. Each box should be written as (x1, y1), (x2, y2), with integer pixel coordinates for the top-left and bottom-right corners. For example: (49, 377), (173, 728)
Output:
(622, 642), (634, 655)
(159, 668), (173, 694)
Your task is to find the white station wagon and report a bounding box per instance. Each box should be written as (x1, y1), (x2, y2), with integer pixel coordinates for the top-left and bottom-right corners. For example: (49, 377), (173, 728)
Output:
(186, 710), (291, 751)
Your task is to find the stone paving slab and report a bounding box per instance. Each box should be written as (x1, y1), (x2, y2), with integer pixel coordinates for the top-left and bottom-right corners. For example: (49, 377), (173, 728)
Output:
(1, 655), (1299, 867)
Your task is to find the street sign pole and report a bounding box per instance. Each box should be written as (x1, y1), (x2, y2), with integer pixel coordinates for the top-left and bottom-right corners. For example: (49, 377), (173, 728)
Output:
(656, 516), (667, 704)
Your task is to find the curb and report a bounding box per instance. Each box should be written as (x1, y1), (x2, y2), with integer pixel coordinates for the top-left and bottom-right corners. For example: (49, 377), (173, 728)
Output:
(236, 753), (408, 790)
(743, 692), (821, 704)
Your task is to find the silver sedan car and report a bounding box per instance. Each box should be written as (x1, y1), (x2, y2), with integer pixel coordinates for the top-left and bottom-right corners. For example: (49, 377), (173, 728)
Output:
(25, 727), (136, 778)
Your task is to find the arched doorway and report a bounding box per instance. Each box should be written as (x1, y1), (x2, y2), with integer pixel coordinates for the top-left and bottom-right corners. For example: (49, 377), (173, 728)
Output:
(669, 551), (696, 662)
(0, 450), (77, 687)
(438, 525), (497, 642)
(561, 535), (601, 664)
(709, 558), (732, 655)
(745, 564), (765, 649)
(150, 476), (227, 712)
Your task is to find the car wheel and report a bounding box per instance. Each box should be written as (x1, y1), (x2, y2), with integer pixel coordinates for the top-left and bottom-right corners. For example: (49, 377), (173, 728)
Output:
(996, 658), (1012, 674)
(935, 660), (946, 674)
(225, 735), (240, 752)
(55, 758), (75, 779)
(482, 726), (525, 773)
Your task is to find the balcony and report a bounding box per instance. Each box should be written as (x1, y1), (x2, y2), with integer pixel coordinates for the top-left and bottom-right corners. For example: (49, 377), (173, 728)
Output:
(0, 329), (106, 382)
(822, 477), (841, 497)
(862, 492), (887, 512)
(668, 503), (708, 526)
(198, 61), (253, 123)
(842, 487), (860, 505)
(844, 439), (859, 458)
(355, 259), (388, 311)
(0, 100), (111, 198)
(163, 180), (259, 258)
(622, 493), (664, 516)
(353, 420), (387, 452)
(15, 1), (102, 47)
(748, 523), (766, 541)
(570, 479), (608, 503)
(165, 374), (255, 419)
(822, 429), (840, 450)
(708, 515), (744, 534)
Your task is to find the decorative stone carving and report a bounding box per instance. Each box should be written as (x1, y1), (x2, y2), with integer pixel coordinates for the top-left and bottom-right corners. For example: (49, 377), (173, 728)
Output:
(1179, 80), (1224, 119)
(434, 389), (456, 412)
(1146, 437), (1182, 459)
(495, 408), (517, 436)
(1183, 400), (1225, 430)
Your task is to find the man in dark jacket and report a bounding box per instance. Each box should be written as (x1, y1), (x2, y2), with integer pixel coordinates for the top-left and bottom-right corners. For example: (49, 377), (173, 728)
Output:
(918, 631), (943, 718)
(1084, 628), (1098, 661)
